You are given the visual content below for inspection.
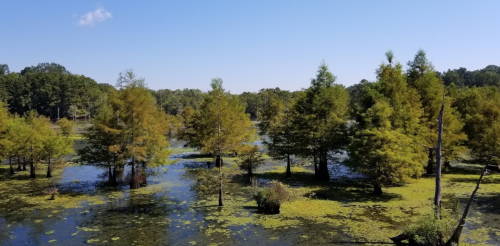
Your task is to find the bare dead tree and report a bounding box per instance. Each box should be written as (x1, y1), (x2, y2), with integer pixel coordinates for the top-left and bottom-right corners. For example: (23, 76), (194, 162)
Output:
(445, 163), (490, 246)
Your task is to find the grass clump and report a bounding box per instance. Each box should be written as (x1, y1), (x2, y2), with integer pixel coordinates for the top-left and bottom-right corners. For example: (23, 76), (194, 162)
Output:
(404, 213), (456, 246)
(43, 187), (59, 200)
(253, 180), (299, 214)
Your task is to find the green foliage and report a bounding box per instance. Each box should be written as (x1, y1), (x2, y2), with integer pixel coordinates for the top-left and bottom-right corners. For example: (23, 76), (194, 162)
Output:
(239, 91), (260, 119)
(453, 86), (500, 161)
(183, 78), (255, 205)
(193, 78), (256, 155)
(407, 49), (466, 164)
(80, 71), (172, 187)
(0, 62), (111, 119)
(347, 52), (426, 192)
(441, 65), (500, 88)
(293, 62), (350, 181)
(257, 88), (297, 177)
(0, 64), (9, 76)
(237, 145), (265, 176)
(153, 88), (204, 115)
(56, 118), (75, 137)
(404, 213), (456, 246)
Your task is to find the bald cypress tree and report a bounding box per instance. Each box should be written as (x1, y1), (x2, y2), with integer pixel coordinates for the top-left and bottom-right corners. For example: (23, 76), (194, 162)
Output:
(347, 52), (427, 194)
(407, 50), (466, 174)
(258, 90), (297, 178)
(114, 72), (172, 189)
(191, 79), (255, 206)
(293, 62), (349, 181)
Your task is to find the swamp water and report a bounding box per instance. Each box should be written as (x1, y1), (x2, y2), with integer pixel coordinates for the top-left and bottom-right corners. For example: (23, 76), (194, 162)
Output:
(1, 142), (500, 245)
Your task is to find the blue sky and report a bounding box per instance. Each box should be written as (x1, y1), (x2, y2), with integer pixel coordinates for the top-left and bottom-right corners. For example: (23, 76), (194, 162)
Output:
(1, 1), (499, 93)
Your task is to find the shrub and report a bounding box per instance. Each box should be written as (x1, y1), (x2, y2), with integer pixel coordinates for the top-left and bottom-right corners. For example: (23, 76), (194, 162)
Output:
(43, 187), (59, 200)
(253, 180), (297, 214)
(404, 213), (456, 246)
(57, 118), (75, 137)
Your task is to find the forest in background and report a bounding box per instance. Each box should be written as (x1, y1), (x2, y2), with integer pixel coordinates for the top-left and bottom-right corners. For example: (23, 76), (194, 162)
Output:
(1, 60), (500, 121)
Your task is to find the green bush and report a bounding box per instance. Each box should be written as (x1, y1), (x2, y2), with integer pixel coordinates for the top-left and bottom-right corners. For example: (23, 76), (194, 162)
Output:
(253, 180), (296, 214)
(404, 213), (456, 246)
(57, 118), (74, 137)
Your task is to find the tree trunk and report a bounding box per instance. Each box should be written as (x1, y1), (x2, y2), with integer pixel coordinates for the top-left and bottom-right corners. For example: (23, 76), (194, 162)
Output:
(216, 155), (222, 167)
(313, 152), (319, 178)
(444, 160), (451, 169)
(426, 148), (434, 175)
(390, 233), (409, 244)
(30, 156), (35, 178)
(248, 161), (253, 177)
(218, 156), (224, 206)
(108, 165), (113, 183)
(434, 92), (445, 219)
(112, 166), (118, 184)
(373, 182), (383, 195)
(318, 154), (330, 181)
(46, 155), (52, 178)
(445, 164), (488, 246)
(17, 156), (21, 171)
(207, 161), (211, 169)
(286, 153), (291, 178)
(9, 157), (14, 175)
(23, 157), (27, 171)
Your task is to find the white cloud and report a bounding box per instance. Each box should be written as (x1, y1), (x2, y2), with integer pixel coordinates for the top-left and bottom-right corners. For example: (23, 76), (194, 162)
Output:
(78, 7), (112, 26)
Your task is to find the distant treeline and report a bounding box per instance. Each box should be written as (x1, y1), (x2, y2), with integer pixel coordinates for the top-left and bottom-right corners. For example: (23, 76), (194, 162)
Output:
(0, 63), (114, 119)
(1, 62), (499, 120)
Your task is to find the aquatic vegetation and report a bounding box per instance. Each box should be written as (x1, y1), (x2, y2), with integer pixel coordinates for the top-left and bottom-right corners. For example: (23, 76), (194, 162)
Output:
(1, 159), (499, 245)
(253, 180), (300, 214)
(404, 213), (456, 246)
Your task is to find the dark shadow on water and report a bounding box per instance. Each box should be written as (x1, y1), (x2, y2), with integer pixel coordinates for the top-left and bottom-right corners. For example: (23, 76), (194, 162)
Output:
(179, 153), (214, 160)
(442, 163), (485, 175)
(183, 161), (214, 169)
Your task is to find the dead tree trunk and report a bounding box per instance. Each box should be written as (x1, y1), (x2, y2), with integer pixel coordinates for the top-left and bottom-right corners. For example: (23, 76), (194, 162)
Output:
(434, 92), (445, 218)
(445, 164), (489, 246)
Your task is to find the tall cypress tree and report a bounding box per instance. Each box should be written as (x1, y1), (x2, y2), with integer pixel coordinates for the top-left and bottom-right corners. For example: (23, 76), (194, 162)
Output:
(191, 79), (255, 206)
(407, 50), (466, 174)
(347, 52), (426, 194)
(258, 90), (297, 178)
(293, 62), (349, 181)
